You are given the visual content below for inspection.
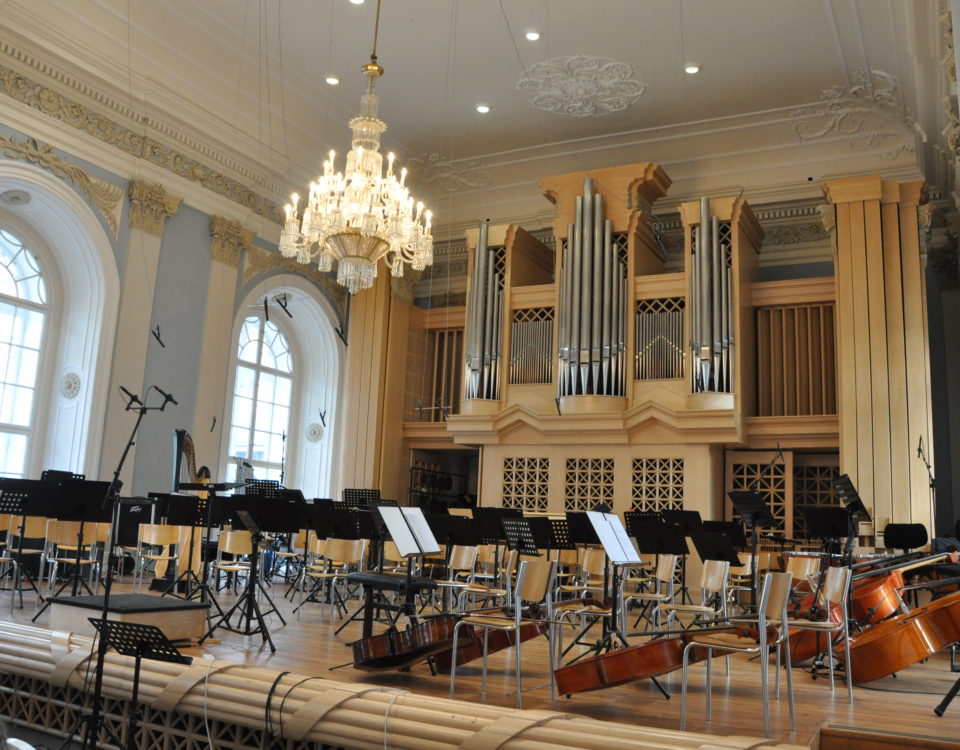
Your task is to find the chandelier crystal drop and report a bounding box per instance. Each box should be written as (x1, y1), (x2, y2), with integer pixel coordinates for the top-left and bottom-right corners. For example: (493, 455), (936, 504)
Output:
(279, 4), (433, 295)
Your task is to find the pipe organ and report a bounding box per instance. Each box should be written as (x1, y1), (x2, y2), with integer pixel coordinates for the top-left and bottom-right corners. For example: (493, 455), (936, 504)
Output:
(689, 196), (734, 394)
(635, 298), (685, 380)
(556, 178), (626, 397)
(463, 224), (505, 401)
(510, 307), (554, 385)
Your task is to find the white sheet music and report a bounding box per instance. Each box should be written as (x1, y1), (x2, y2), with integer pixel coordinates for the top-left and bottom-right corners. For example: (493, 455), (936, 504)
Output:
(587, 511), (641, 565)
(400, 507), (441, 555)
(378, 507), (421, 557)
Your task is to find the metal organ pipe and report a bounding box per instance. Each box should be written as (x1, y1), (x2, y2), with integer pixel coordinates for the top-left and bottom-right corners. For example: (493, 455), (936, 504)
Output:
(690, 197), (733, 394)
(463, 223), (504, 401)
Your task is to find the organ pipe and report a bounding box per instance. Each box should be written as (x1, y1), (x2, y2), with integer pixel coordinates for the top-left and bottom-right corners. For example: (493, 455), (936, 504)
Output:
(690, 198), (733, 393)
(463, 224), (504, 400)
(557, 178), (625, 397)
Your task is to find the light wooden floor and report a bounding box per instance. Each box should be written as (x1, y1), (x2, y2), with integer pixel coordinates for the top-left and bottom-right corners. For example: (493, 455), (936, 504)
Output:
(8, 577), (960, 748)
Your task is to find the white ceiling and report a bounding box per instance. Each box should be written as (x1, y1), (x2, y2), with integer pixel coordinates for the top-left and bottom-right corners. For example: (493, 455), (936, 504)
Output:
(0, 0), (949, 230)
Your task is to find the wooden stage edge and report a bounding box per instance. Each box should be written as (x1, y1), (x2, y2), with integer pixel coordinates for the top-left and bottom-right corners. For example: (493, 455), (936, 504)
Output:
(3, 582), (959, 749)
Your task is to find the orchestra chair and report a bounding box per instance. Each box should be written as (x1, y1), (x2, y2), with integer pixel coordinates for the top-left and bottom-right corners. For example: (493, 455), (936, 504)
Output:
(133, 524), (180, 590)
(284, 533), (325, 600)
(784, 554), (820, 589)
(42, 521), (99, 590)
(210, 529), (253, 594)
(298, 537), (366, 623)
(274, 529), (308, 580)
(431, 544), (479, 613)
(5, 515), (48, 605)
(89, 521), (113, 593)
(681, 571), (795, 738)
(0, 514), (16, 600)
(786, 565), (853, 703)
(449, 557), (558, 709)
(727, 553), (754, 611)
(457, 547), (514, 611)
(659, 559), (730, 630)
(625, 553), (678, 630)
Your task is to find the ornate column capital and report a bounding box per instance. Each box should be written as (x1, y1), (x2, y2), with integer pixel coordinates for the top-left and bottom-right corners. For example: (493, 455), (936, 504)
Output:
(128, 179), (182, 236)
(210, 215), (254, 267)
(817, 203), (838, 257)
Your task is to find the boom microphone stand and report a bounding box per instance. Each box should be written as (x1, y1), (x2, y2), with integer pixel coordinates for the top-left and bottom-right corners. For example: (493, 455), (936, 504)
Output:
(62, 385), (176, 750)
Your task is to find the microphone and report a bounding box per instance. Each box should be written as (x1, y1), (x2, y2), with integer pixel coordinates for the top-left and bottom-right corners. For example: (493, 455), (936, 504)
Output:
(917, 436), (923, 459)
(153, 385), (178, 405)
(119, 386), (141, 405)
(775, 441), (784, 462)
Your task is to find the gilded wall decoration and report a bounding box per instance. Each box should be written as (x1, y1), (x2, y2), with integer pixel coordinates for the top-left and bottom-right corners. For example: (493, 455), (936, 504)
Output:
(209, 215), (254, 267)
(0, 134), (123, 237)
(128, 179), (181, 236)
(243, 245), (348, 324)
(792, 69), (924, 160)
(0, 63), (284, 225)
(518, 55), (646, 117)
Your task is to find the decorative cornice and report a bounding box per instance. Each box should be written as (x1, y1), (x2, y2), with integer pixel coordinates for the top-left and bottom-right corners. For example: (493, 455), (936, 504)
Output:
(243, 245), (348, 324)
(209, 214), (253, 267)
(763, 221), (830, 246)
(128, 179), (181, 236)
(0, 62), (284, 225)
(0, 133), (122, 237)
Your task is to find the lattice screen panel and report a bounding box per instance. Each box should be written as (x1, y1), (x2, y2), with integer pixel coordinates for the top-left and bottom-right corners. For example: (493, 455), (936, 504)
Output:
(725, 450), (794, 542)
(613, 231), (629, 263)
(510, 307), (554, 384)
(502, 457), (550, 511)
(0, 674), (327, 750)
(635, 298), (686, 380)
(631, 458), (684, 511)
(564, 458), (615, 511)
(792, 454), (841, 540)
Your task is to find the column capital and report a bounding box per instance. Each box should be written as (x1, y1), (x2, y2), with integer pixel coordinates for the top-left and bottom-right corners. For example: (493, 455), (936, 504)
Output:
(822, 175), (883, 204)
(128, 179), (182, 236)
(210, 215), (254, 267)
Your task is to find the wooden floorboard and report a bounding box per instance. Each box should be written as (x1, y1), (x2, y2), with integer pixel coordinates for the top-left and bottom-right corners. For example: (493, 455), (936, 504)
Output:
(6, 579), (960, 748)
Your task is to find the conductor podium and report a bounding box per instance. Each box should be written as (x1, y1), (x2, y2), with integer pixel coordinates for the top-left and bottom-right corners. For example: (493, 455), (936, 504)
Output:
(47, 593), (209, 642)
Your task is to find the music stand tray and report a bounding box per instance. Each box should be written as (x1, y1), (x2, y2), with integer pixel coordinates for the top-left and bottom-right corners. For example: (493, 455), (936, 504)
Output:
(501, 518), (540, 557)
(690, 531), (742, 565)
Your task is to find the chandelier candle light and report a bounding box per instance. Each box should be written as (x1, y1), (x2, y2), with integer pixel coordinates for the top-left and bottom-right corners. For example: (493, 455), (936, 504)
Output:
(279, 0), (432, 294)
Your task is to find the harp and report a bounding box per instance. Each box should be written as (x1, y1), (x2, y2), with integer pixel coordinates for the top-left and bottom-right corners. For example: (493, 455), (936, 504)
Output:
(166, 429), (203, 577)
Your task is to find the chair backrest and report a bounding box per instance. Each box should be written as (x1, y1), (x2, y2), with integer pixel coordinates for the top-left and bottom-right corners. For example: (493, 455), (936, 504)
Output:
(757, 551), (779, 572)
(46, 520), (87, 548)
(784, 554), (820, 584)
(219, 529), (253, 556)
(140, 523), (179, 547)
(10, 515), (48, 542)
(382, 540), (403, 564)
(823, 565), (852, 607)
(447, 545), (478, 572)
(323, 537), (364, 565)
(759, 571), (794, 623)
(448, 508), (472, 518)
(730, 552), (753, 578)
(700, 559), (730, 594)
(581, 547), (607, 578)
(517, 557), (556, 605)
(655, 553), (678, 584)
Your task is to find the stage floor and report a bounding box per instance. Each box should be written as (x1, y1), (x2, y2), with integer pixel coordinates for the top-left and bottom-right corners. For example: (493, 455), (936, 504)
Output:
(7, 578), (959, 747)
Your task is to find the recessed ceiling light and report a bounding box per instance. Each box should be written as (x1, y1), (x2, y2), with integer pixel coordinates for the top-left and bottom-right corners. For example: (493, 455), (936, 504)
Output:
(349, 0), (364, 4)
(525, 30), (540, 41)
(476, 104), (490, 114)
(325, 75), (340, 86)
(684, 64), (700, 75)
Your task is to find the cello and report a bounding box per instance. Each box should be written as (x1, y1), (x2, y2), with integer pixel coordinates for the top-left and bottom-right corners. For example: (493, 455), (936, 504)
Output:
(351, 614), (477, 671)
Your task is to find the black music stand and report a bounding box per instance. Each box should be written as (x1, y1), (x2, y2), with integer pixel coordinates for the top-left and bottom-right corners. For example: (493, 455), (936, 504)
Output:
(200, 499), (294, 652)
(690, 531), (742, 565)
(663, 510), (703, 604)
(501, 517), (540, 556)
(629, 520), (688, 630)
(88, 618), (191, 750)
(283, 500), (332, 601)
(728, 490), (777, 609)
(473, 507), (521, 586)
(292, 503), (363, 614)
(33, 478), (113, 621)
(342, 488), (380, 508)
(702, 520), (747, 549)
(159, 493), (225, 622)
(0, 478), (53, 608)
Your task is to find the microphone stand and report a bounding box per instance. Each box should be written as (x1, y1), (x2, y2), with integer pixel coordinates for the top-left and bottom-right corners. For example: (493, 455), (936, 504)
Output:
(918, 437), (937, 534)
(62, 385), (175, 750)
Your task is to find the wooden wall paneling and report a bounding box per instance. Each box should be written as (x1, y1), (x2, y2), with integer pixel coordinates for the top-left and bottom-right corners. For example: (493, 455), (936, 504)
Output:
(865, 198), (892, 522)
(823, 304), (837, 414)
(797, 306), (810, 415)
(757, 308), (770, 415)
(899, 198), (934, 529)
(835, 203), (859, 488)
(783, 306), (797, 415)
(849, 200), (875, 506)
(878, 199), (906, 524)
(379, 296), (412, 502)
(771, 308), (784, 415)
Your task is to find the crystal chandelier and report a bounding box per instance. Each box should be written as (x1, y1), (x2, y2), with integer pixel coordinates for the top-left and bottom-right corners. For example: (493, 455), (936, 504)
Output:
(279, 0), (433, 294)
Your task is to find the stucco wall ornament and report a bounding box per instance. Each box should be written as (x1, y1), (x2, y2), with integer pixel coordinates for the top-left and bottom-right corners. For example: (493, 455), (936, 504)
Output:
(210, 215), (254, 267)
(405, 152), (492, 192)
(0, 134), (123, 237)
(305, 423), (324, 443)
(59, 372), (81, 400)
(792, 69), (925, 160)
(128, 179), (181, 236)
(518, 55), (646, 117)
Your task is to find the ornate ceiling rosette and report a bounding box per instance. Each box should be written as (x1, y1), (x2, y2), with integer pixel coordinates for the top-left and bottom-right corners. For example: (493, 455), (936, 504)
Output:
(517, 55), (646, 117)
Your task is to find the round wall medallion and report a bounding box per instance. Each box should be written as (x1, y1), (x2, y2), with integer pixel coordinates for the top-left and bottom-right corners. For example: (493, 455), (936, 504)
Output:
(0, 189), (31, 206)
(306, 422), (324, 443)
(59, 372), (81, 400)
(517, 55), (646, 117)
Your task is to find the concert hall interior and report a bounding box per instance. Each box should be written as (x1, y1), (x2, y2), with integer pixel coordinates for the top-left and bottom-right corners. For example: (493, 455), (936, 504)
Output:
(1, 1), (960, 748)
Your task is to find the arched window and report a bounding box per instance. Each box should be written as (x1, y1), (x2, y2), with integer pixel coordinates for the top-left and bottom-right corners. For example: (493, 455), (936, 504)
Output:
(0, 228), (48, 477)
(226, 314), (294, 482)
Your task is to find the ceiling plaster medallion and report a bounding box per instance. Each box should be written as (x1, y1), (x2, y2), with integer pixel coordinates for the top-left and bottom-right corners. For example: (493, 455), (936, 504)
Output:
(59, 372), (81, 400)
(792, 69), (925, 160)
(517, 55), (646, 117)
